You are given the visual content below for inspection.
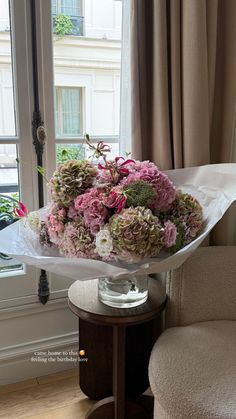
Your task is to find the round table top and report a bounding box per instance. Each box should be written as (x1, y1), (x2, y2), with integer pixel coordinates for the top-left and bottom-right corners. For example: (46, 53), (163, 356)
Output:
(68, 277), (166, 326)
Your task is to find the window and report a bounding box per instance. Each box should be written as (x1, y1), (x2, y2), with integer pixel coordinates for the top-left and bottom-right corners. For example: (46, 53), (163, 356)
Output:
(0, 0), (37, 278)
(0, 1), (19, 273)
(52, 0), (83, 36)
(52, 0), (82, 17)
(49, 0), (122, 167)
(0, 0), (123, 299)
(55, 87), (83, 137)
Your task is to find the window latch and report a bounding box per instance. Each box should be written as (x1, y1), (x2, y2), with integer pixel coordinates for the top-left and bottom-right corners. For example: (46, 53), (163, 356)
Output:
(37, 125), (46, 145)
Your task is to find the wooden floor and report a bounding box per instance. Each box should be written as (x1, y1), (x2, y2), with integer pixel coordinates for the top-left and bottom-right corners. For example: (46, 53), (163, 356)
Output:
(0, 369), (96, 419)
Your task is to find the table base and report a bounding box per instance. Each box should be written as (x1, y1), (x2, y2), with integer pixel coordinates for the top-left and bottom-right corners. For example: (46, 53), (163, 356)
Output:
(79, 317), (162, 399)
(86, 395), (154, 419)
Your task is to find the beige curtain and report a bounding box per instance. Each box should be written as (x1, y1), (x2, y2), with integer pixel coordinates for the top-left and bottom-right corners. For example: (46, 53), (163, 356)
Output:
(130, 0), (236, 244)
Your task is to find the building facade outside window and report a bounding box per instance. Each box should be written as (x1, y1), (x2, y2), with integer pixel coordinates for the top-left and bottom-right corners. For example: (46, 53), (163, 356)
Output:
(55, 87), (83, 137)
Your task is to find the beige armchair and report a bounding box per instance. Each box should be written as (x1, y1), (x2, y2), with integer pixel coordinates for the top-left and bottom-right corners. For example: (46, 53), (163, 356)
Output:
(149, 247), (236, 419)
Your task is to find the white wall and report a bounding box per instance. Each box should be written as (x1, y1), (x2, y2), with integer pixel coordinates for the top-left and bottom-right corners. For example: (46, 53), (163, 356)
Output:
(84, 0), (122, 40)
(0, 0), (9, 32)
(54, 37), (121, 136)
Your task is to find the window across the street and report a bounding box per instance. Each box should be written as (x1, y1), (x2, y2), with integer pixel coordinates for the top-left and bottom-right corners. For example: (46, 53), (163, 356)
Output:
(55, 87), (83, 137)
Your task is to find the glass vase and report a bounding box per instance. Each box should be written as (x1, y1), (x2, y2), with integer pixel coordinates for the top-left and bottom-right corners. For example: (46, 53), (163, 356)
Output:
(98, 273), (149, 308)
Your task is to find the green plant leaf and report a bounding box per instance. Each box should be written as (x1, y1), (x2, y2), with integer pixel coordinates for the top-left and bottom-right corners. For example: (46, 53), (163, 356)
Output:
(54, 14), (73, 37)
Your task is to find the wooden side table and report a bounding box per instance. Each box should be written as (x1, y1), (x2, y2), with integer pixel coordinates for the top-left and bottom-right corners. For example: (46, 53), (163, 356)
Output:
(68, 278), (166, 419)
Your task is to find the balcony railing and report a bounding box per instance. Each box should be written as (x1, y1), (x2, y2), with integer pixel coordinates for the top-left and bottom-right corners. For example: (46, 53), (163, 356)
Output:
(52, 15), (84, 37)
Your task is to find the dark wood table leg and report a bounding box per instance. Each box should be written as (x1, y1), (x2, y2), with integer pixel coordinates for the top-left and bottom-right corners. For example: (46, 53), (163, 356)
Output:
(79, 318), (113, 400)
(79, 315), (163, 400)
(113, 326), (125, 419)
(86, 324), (152, 419)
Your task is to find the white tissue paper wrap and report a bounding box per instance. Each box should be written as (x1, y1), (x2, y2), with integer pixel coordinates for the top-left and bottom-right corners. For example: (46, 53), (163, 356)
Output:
(0, 163), (236, 281)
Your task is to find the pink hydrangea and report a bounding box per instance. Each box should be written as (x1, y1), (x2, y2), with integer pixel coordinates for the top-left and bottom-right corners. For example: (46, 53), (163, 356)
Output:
(58, 219), (96, 259)
(67, 205), (79, 220)
(121, 161), (176, 212)
(45, 204), (67, 245)
(74, 187), (109, 235)
(164, 220), (177, 248)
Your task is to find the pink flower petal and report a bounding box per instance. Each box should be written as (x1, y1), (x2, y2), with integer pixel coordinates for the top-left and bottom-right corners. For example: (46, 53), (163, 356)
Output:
(14, 208), (25, 218)
(18, 201), (28, 215)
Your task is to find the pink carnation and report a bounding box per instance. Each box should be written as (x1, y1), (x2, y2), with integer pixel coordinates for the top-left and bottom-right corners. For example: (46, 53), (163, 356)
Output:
(164, 220), (177, 248)
(121, 161), (176, 212)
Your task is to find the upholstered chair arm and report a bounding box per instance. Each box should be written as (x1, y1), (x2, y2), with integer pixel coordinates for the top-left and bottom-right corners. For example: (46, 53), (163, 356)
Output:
(165, 246), (236, 328)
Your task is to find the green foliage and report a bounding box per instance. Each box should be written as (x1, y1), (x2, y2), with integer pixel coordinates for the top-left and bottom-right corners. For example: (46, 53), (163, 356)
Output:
(0, 193), (19, 215)
(56, 144), (85, 164)
(124, 180), (156, 208)
(54, 14), (73, 36)
(36, 166), (49, 183)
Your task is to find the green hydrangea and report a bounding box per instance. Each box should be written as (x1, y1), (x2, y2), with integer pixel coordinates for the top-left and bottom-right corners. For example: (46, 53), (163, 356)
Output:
(109, 206), (164, 262)
(123, 180), (155, 208)
(164, 191), (203, 250)
(49, 160), (97, 207)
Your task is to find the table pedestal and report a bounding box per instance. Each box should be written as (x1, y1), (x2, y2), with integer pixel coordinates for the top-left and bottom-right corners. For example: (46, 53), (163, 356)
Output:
(68, 278), (166, 419)
(86, 325), (153, 419)
(79, 316), (162, 400)
(86, 397), (153, 419)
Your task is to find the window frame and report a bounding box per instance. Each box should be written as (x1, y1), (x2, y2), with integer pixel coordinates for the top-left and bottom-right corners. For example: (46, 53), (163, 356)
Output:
(0, 0), (39, 289)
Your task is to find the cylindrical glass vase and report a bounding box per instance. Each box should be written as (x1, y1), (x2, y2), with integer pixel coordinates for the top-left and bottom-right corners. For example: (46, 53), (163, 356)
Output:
(98, 273), (149, 308)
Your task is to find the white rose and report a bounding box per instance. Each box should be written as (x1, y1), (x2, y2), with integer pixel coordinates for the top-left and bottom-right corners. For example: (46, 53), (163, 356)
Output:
(95, 229), (113, 258)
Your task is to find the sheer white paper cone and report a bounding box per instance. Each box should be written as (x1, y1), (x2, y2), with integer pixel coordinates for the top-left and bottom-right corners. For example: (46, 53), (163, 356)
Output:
(0, 164), (236, 281)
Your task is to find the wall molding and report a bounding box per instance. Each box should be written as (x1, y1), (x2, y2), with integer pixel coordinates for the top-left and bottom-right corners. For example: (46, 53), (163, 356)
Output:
(0, 295), (78, 384)
(0, 331), (78, 363)
(0, 297), (69, 320)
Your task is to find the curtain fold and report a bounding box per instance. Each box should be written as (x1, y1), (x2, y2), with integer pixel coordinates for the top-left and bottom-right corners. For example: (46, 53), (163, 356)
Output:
(128, 0), (236, 244)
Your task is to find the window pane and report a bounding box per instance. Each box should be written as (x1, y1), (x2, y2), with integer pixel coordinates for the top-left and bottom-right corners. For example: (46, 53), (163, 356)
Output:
(56, 142), (120, 166)
(0, 144), (22, 273)
(51, 0), (57, 15)
(0, 144), (19, 194)
(0, 257), (23, 274)
(61, 0), (82, 17)
(56, 143), (85, 165)
(0, 0), (16, 136)
(0, 144), (23, 276)
(55, 87), (82, 136)
(52, 0), (122, 138)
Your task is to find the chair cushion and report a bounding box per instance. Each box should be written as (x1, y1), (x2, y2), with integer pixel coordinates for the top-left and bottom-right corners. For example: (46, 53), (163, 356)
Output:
(149, 321), (236, 419)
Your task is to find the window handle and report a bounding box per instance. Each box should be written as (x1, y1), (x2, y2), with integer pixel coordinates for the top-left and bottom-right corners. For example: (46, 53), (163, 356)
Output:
(37, 125), (46, 145)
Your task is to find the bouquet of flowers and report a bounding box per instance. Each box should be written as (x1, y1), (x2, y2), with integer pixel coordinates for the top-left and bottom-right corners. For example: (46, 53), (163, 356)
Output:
(1, 150), (236, 280)
(26, 140), (203, 264)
